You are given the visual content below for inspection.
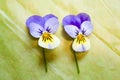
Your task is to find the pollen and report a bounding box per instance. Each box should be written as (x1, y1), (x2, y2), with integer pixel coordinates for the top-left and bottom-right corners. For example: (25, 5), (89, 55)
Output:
(76, 34), (86, 44)
(42, 32), (53, 42)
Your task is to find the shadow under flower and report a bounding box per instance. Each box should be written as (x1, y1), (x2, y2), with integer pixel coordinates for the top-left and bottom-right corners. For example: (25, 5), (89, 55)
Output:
(38, 47), (58, 68)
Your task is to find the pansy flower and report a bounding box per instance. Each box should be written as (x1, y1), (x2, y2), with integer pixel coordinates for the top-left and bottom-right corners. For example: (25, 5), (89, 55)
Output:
(26, 14), (60, 49)
(26, 14), (60, 72)
(62, 13), (93, 73)
(62, 13), (93, 52)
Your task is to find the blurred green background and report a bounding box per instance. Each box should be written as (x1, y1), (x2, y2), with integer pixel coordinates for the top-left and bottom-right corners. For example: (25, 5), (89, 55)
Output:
(0, 0), (120, 80)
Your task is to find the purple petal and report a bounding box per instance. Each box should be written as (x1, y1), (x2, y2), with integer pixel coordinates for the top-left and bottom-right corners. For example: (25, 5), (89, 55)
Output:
(64, 25), (80, 38)
(28, 23), (43, 38)
(43, 14), (57, 22)
(26, 15), (44, 38)
(44, 17), (59, 34)
(62, 15), (81, 28)
(81, 21), (93, 36)
(26, 15), (44, 27)
(77, 13), (91, 23)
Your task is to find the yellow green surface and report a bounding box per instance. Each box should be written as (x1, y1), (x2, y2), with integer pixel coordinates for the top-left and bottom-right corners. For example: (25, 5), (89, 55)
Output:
(0, 0), (120, 80)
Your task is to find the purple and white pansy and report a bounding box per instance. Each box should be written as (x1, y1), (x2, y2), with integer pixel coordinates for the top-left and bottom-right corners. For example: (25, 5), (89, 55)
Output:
(26, 14), (60, 49)
(62, 13), (93, 52)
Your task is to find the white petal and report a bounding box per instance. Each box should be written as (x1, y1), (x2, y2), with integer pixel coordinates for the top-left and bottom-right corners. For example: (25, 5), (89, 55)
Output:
(72, 34), (90, 52)
(38, 32), (60, 49)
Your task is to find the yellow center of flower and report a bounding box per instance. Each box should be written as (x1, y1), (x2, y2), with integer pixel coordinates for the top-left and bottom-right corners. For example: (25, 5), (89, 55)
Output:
(76, 34), (86, 44)
(42, 32), (53, 42)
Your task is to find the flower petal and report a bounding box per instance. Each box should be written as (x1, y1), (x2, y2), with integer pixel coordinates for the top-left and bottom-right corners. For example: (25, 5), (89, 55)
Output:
(72, 34), (90, 52)
(77, 13), (91, 23)
(64, 25), (80, 38)
(44, 17), (59, 34)
(38, 32), (60, 49)
(43, 14), (58, 22)
(81, 21), (93, 36)
(28, 23), (43, 38)
(26, 15), (44, 38)
(62, 15), (81, 28)
(26, 15), (44, 28)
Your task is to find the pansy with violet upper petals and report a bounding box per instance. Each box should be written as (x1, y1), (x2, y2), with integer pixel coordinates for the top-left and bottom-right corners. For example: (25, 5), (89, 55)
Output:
(26, 14), (60, 49)
(62, 13), (93, 52)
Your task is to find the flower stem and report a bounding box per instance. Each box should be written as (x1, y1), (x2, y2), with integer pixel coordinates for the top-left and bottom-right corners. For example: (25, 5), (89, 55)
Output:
(42, 48), (47, 72)
(73, 51), (80, 74)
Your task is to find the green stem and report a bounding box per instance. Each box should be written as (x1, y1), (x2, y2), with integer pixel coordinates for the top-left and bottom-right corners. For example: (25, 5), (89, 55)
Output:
(73, 51), (80, 74)
(42, 48), (47, 72)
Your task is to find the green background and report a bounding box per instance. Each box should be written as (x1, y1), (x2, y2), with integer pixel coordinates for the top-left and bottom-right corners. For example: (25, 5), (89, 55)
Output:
(0, 0), (120, 80)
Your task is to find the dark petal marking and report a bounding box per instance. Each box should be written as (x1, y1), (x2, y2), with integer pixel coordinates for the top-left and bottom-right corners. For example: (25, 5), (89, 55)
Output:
(46, 26), (51, 32)
(75, 30), (79, 36)
(38, 29), (43, 34)
(81, 28), (87, 35)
